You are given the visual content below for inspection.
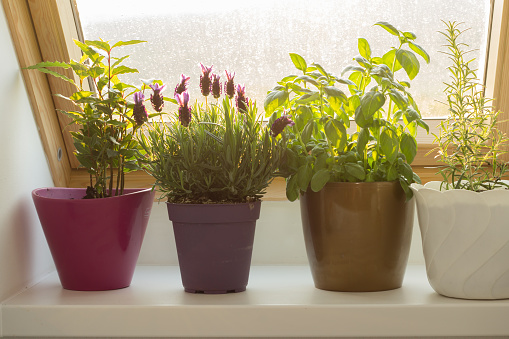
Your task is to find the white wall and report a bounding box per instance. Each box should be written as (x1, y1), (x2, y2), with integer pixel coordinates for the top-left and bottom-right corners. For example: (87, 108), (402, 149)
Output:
(0, 5), (55, 302)
(138, 200), (424, 266)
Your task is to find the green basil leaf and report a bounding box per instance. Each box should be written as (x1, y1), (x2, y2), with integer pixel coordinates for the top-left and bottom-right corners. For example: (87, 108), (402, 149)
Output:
(375, 21), (400, 36)
(289, 53), (307, 72)
(400, 133), (417, 163)
(310, 169), (331, 192)
(396, 49), (420, 80)
(408, 42), (430, 64)
(360, 91), (385, 118)
(358, 38), (371, 59)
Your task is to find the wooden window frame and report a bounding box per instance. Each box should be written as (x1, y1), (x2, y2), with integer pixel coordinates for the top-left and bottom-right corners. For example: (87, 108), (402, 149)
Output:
(3, 0), (509, 200)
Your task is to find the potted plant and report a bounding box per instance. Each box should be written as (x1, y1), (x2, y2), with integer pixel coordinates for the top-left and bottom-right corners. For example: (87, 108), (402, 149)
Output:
(27, 39), (157, 291)
(412, 21), (509, 300)
(139, 65), (286, 294)
(264, 22), (430, 292)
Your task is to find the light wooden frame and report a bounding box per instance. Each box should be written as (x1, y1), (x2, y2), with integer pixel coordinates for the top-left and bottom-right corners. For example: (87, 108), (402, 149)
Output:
(3, 0), (508, 199)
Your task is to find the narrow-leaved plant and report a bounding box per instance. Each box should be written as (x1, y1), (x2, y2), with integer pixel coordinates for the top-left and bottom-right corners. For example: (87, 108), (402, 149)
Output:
(139, 66), (286, 203)
(264, 22), (430, 201)
(433, 21), (509, 191)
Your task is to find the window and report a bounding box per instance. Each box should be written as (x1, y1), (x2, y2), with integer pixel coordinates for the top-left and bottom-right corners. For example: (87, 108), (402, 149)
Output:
(76, 0), (491, 122)
(3, 0), (509, 194)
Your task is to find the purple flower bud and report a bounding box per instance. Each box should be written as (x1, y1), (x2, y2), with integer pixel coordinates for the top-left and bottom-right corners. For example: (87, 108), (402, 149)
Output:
(224, 70), (235, 99)
(271, 115), (295, 137)
(133, 91), (148, 126)
(199, 63), (213, 97)
(149, 83), (166, 112)
(235, 84), (249, 113)
(211, 74), (222, 99)
(176, 91), (192, 127)
(174, 74), (190, 96)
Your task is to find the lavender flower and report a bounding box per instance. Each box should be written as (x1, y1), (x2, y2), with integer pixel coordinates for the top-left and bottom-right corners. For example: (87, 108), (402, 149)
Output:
(271, 115), (295, 137)
(149, 83), (166, 112)
(174, 74), (190, 96)
(235, 84), (249, 113)
(211, 74), (222, 99)
(176, 91), (192, 127)
(224, 70), (235, 99)
(199, 63), (213, 97)
(133, 91), (148, 126)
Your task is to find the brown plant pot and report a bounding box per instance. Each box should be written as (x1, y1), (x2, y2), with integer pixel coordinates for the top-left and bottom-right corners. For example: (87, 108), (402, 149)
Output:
(300, 181), (414, 292)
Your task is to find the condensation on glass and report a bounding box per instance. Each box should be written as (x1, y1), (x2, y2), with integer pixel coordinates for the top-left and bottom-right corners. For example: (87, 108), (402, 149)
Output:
(76, 0), (491, 118)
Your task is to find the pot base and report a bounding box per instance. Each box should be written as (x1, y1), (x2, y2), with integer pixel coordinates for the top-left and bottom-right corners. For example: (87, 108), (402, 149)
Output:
(185, 287), (246, 294)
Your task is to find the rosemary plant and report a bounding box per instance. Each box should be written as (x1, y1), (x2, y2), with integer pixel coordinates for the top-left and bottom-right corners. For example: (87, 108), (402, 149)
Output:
(434, 21), (509, 191)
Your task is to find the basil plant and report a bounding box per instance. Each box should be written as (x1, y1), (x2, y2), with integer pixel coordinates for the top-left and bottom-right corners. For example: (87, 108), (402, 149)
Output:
(264, 22), (430, 201)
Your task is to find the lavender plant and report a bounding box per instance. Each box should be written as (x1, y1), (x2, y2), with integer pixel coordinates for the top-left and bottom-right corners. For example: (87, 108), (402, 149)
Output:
(139, 67), (287, 203)
(434, 21), (509, 191)
(27, 39), (158, 198)
(265, 22), (430, 201)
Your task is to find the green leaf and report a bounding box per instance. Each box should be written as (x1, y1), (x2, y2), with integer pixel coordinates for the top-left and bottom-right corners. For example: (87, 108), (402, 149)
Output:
(408, 42), (430, 64)
(26, 66), (75, 85)
(341, 65), (365, 76)
(404, 107), (420, 124)
(344, 163), (365, 180)
(355, 106), (373, 128)
(360, 91), (385, 118)
(380, 127), (399, 163)
(301, 120), (315, 144)
(289, 53), (307, 72)
(358, 38), (371, 59)
(112, 65), (138, 76)
(310, 169), (331, 192)
(163, 97), (178, 105)
(295, 105), (313, 130)
(296, 91), (320, 104)
(375, 21), (400, 36)
(323, 86), (347, 101)
(388, 89), (408, 110)
(286, 175), (300, 201)
(417, 119), (430, 134)
(25, 61), (71, 69)
(403, 31), (417, 40)
(295, 75), (319, 87)
(399, 162), (414, 183)
(396, 49), (420, 80)
(400, 133), (417, 163)
(112, 40), (146, 48)
(297, 164), (313, 192)
(324, 120), (340, 148)
(70, 91), (95, 102)
(264, 89), (288, 115)
(381, 49), (402, 72)
(85, 40), (111, 53)
(312, 63), (328, 77)
(357, 128), (370, 155)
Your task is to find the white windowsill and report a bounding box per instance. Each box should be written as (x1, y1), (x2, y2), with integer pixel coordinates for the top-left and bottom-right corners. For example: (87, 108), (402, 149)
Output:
(1, 265), (509, 338)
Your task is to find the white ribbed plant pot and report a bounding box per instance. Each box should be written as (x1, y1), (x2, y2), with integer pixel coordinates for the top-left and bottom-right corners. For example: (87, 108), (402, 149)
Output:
(412, 182), (509, 300)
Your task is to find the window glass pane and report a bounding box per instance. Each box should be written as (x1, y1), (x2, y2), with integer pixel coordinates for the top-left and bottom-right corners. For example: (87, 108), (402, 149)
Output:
(76, 0), (491, 118)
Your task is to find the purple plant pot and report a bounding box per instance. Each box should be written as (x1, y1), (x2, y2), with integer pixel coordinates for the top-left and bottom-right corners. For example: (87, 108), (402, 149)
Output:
(167, 201), (261, 294)
(32, 187), (155, 291)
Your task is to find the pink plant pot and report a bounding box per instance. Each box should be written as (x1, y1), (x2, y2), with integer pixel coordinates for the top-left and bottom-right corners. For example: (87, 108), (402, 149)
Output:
(32, 187), (155, 291)
(167, 201), (261, 294)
